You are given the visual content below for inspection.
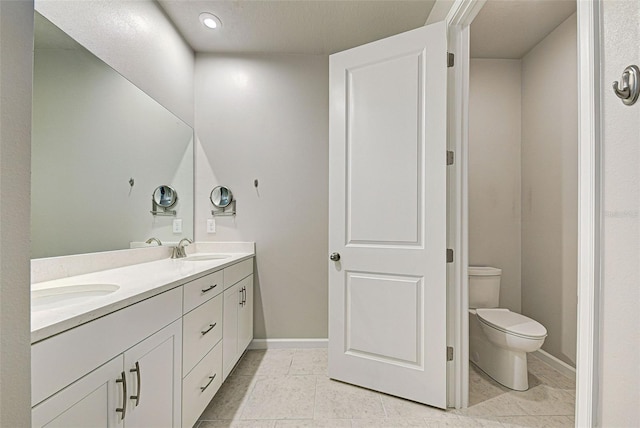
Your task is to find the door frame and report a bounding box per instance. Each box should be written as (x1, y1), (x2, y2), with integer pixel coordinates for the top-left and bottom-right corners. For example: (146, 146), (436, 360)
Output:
(445, 1), (601, 425)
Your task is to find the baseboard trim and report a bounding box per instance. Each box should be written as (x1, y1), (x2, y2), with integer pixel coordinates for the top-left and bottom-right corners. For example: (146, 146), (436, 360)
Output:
(533, 349), (576, 381)
(248, 338), (328, 350)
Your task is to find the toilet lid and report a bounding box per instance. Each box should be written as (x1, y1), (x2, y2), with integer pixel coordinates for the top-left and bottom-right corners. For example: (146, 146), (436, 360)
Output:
(476, 309), (547, 339)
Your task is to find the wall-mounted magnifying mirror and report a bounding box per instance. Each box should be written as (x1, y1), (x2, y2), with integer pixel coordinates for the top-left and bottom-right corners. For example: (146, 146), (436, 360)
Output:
(210, 186), (236, 216)
(151, 185), (178, 216)
(211, 186), (233, 208)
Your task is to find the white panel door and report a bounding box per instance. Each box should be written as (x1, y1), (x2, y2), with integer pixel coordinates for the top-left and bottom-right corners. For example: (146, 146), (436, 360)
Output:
(328, 21), (448, 408)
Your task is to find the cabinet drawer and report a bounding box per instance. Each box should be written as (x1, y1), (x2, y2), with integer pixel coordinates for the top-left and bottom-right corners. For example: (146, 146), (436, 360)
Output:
(183, 270), (223, 314)
(182, 343), (222, 428)
(223, 258), (253, 289)
(183, 293), (223, 376)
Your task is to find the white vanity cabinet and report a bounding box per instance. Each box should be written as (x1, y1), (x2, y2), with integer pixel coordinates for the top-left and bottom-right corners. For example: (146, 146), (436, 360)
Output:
(222, 259), (254, 380)
(31, 354), (123, 427)
(32, 255), (255, 428)
(31, 288), (183, 428)
(32, 321), (182, 428)
(123, 321), (182, 427)
(222, 275), (254, 380)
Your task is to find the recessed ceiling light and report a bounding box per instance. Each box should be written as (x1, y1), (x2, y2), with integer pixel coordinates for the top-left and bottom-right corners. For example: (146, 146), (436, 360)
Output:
(199, 13), (222, 29)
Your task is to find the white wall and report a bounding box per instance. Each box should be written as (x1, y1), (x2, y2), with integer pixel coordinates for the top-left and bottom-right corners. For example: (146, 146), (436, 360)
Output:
(195, 54), (329, 339)
(468, 59), (522, 312)
(599, 1), (640, 425)
(521, 14), (577, 366)
(0, 0), (33, 425)
(35, 0), (194, 126)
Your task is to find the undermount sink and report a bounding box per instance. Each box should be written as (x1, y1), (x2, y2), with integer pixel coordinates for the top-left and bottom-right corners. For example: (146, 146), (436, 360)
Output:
(182, 254), (231, 262)
(32, 284), (120, 311)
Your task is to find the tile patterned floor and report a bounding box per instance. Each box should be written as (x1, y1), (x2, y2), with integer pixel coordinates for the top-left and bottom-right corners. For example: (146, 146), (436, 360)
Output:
(195, 349), (575, 428)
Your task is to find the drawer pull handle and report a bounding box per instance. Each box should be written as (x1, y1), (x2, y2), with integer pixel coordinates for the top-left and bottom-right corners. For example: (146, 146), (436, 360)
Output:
(200, 374), (217, 392)
(116, 371), (127, 420)
(129, 361), (141, 406)
(201, 323), (217, 335)
(201, 284), (218, 294)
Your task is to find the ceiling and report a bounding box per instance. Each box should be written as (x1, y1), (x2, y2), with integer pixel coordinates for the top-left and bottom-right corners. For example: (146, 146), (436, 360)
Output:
(470, 0), (576, 59)
(157, 0), (436, 55)
(34, 13), (82, 50)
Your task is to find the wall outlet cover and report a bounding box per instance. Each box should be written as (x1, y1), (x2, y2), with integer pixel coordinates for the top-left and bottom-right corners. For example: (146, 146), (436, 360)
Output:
(173, 219), (182, 234)
(207, 218), (216, 234)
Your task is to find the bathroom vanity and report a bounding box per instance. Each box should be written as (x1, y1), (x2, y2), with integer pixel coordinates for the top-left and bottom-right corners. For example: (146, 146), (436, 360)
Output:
(30, 245), (254, 427)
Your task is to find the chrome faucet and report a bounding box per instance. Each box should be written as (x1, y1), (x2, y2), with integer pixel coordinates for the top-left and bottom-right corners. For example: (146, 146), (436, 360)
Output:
(171, 238), (193, 259)
(145, 237), (162, 246)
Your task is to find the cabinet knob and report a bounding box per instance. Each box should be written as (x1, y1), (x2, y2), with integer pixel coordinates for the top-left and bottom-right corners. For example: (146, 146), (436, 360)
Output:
(329, 252), (341, 262)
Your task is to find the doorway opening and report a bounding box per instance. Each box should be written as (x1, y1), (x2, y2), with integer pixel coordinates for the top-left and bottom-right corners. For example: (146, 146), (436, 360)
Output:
(457, 0), (579, 424)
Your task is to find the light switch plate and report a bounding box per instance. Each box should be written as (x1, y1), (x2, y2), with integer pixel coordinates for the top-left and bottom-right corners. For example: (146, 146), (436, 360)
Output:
(207, 218), (216, 234)
(173, 219), (182, 234)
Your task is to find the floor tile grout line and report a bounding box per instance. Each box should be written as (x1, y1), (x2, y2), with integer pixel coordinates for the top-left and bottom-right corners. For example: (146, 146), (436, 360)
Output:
(379, 393), (389, 418)
(237, 373), (261, 420)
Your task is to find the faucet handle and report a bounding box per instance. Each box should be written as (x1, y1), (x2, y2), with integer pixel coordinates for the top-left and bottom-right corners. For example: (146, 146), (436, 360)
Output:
(170, 246), (180, 259)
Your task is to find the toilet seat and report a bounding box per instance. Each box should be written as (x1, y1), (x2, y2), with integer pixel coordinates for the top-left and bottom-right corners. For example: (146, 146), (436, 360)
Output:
(476, 308), (547, 339)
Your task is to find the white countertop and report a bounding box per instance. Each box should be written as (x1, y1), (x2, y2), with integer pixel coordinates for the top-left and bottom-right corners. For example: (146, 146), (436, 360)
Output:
(31, 250), (254, 344)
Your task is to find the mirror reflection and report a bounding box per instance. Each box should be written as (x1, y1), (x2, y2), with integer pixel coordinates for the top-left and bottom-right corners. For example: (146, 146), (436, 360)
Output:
(154, 185), (179, 209)
(31, 13), (194, 258)
(210, 186), (234, 208)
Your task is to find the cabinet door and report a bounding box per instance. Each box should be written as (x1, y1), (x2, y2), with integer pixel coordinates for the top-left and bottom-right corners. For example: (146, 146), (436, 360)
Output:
(238, 275), (254, 353)
(123, 320), (182, 428)
(222, 282), (241, 380)
(32, 355), (124, 428)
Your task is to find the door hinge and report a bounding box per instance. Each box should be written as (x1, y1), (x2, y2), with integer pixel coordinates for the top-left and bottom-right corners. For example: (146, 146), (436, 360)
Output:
(447, 346), (454, 361)
(446, 249), (454, 263)
(446, 150), (454, 165)
(447, 52), (455, 68)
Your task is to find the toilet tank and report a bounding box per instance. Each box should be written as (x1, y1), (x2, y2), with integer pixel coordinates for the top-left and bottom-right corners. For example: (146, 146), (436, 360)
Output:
(468, 266), (502, 308)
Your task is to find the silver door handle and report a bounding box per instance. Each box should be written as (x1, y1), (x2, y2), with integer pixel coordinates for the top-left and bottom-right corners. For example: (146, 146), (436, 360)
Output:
(239, 288), (244, 306)
(116, 371), (127, 420)
(201, 323), (217, 335)
(200, 374), (216, 391)
(129, 361), (141, 406)
(329, 252), (341, 261)
(201, 284), (218, 294)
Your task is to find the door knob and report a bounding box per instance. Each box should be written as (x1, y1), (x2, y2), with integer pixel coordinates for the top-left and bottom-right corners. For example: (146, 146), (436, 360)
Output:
(329, 252), (341, 261)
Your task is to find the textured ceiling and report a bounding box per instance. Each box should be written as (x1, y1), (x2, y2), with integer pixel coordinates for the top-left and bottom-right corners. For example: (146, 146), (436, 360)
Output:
(471, 0), (576, 59)
(34, 13), (82, 50)
(158, 0), (436, 54)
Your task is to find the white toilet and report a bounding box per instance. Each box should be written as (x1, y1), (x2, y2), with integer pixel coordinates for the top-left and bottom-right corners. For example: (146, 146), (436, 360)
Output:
(468, 266), (547, 391)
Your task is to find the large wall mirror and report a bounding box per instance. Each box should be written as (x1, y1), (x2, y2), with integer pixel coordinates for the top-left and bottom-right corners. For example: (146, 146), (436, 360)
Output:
(31, 12), (194, 258)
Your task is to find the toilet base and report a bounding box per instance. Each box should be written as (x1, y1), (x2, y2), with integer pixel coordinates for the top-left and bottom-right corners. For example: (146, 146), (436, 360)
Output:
(469, 312), (530, 391)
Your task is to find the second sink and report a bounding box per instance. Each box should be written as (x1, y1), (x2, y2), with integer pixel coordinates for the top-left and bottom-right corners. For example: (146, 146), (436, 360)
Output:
(32, 284), (120, 311)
